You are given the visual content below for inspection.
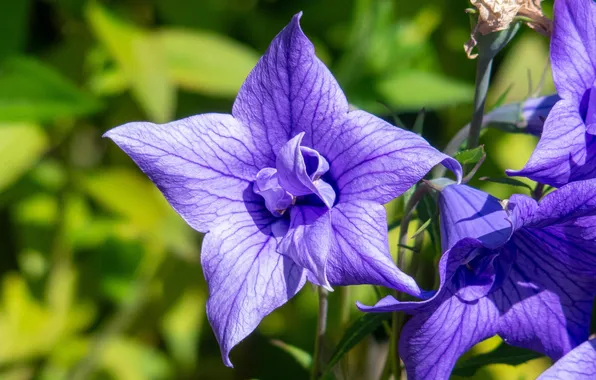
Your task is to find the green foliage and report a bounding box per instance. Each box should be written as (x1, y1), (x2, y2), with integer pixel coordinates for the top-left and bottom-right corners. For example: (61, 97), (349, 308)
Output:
(455, 145), (486, 165)
(0, 57), (100, 122)
(0, 123), (48, 191)
(322, 313), (390, 376)
(453, 341), (543, 377)
(271, 340), (312, 371)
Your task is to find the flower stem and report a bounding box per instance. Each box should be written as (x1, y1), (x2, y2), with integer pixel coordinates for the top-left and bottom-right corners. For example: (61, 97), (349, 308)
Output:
(467, 57), (494, 151)
(311, 286), (329, 380)
(391, 184), (429, 378)
(338, 286), (351, 328)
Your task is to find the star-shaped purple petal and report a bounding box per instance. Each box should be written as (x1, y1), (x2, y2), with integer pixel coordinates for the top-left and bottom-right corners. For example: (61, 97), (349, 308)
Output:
(359, 181), (596, 380)
(105, 12), (462, 366)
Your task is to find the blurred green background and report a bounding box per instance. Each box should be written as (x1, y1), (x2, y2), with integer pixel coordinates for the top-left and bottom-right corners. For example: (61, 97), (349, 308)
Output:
(0, 0), (562, 379)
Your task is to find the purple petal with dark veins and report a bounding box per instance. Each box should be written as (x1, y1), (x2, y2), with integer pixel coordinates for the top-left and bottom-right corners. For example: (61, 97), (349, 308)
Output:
(104, 114), (272, 233)
(507, 100), (596, 187)
(538, 339), (596, 380)
(315, 110), (462, 205)
(325, 201), (423, 296)
(276, 132), (335, 207)
(232, 12), (349, 155)
(550, 0), (596, 101)
(279, 205), (332, 290)
(202, 209), (306, 367)
(494, 231), (595, 360)
(439, 184), (512, 250)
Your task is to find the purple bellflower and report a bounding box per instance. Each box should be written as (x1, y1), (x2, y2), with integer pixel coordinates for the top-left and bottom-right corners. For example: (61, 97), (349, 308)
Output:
(104, 13), (461, 366)
(508, 0), (596, 186)
(537, 338), (596, 380)
(358, 181), (596, 380)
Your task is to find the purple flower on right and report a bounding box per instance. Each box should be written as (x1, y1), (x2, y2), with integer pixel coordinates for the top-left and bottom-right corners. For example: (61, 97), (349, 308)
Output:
(507, 0), (596, 186)
(358, 180), (596, 380)
(538, 339), (596, 380)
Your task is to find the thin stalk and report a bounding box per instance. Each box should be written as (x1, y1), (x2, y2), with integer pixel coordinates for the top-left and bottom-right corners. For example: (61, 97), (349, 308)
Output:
(467, 57), (494, 151)
(311, 287), (329, 380)
(532, 182), (545, 200)
(338, 286), (351, 328)
(390, 184), (429, 378)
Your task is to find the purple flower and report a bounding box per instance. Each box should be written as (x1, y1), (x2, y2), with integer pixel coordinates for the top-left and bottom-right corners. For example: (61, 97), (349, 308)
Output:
(507, 0), (596, 186)
(483, 95), (559, 135)
(358, 181), (596, 380)
(537, 338), (596, 380)
(104, 13), (461, 366)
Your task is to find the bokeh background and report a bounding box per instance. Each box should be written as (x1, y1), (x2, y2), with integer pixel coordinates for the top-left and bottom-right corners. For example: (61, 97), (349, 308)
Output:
(0, 0), (571, 379)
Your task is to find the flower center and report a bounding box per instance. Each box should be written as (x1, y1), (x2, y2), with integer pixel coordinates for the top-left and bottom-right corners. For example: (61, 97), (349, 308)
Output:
(253, 133), (336, 217)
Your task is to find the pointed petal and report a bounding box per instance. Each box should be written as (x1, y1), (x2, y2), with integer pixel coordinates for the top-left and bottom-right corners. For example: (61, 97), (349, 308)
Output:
(357, 237), (489, 313)
(279, 205), (332, 290)
(276, 132), (335, 207)
(550, 0), (596, 100)
(439, 184), (512, 250)
(510, 180), (596, 275)
(507, 100), (596, 186)
(538, 339), (596, 380)
(326, 201), (422, 296)
(104, 114), (272, 233)
(202, 210), (306, 367)
(232, 13), (349, 155)
(492, 230), (596, 359)
(318, 111), (461, 204)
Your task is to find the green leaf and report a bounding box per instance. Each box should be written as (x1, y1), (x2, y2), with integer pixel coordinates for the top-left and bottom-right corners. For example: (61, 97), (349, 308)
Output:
(0, 57), (100, 122)
(452, 341), (542, 377)
(270, 340), (312, 371)
(415, 193), (440, 255)
(0, 123), (48, 191)
(454, 145), (486, 165)
(86, 2), (174, 123)
(410, 218), (431, 239)
(412, 108), (425, 135)
(479, 176), (534, 191)
(157, 29), (259, 97)
(378, 70), (474, 110)
(80, 168), (168, 231)
(161, 288), (205, 371)
(322, 312), (390, 375)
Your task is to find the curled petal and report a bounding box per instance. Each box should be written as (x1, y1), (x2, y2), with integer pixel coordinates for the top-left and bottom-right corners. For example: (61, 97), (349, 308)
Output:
(276, 132), (335, 207)
(439, 184), (512, 250)
(538, 339), (596, 380)
(202, 210), (305, 366)
(317, 111), (462, 205)
(232, 12), (349, 155)
(550, 0), (596, 101)
(104, 114), (272, 233)
(279, 205), (332, 290)
(326, 201), (423, 296)
(253, 168), (294, 217)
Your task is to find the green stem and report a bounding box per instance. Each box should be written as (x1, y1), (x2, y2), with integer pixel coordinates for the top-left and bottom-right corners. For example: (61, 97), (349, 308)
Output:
(467, 57), (494, 151)
(311, 287), (329, 380)
(338, 286), (351, 328)
(390, 184), (429, 378)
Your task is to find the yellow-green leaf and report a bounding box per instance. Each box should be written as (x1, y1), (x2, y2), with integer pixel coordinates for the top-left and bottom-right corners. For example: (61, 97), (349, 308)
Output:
(86, 2), (174, 123)
(0, 123), (48, 191)
(378, 70), (474, 110)
(157, 28), (259, 97)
